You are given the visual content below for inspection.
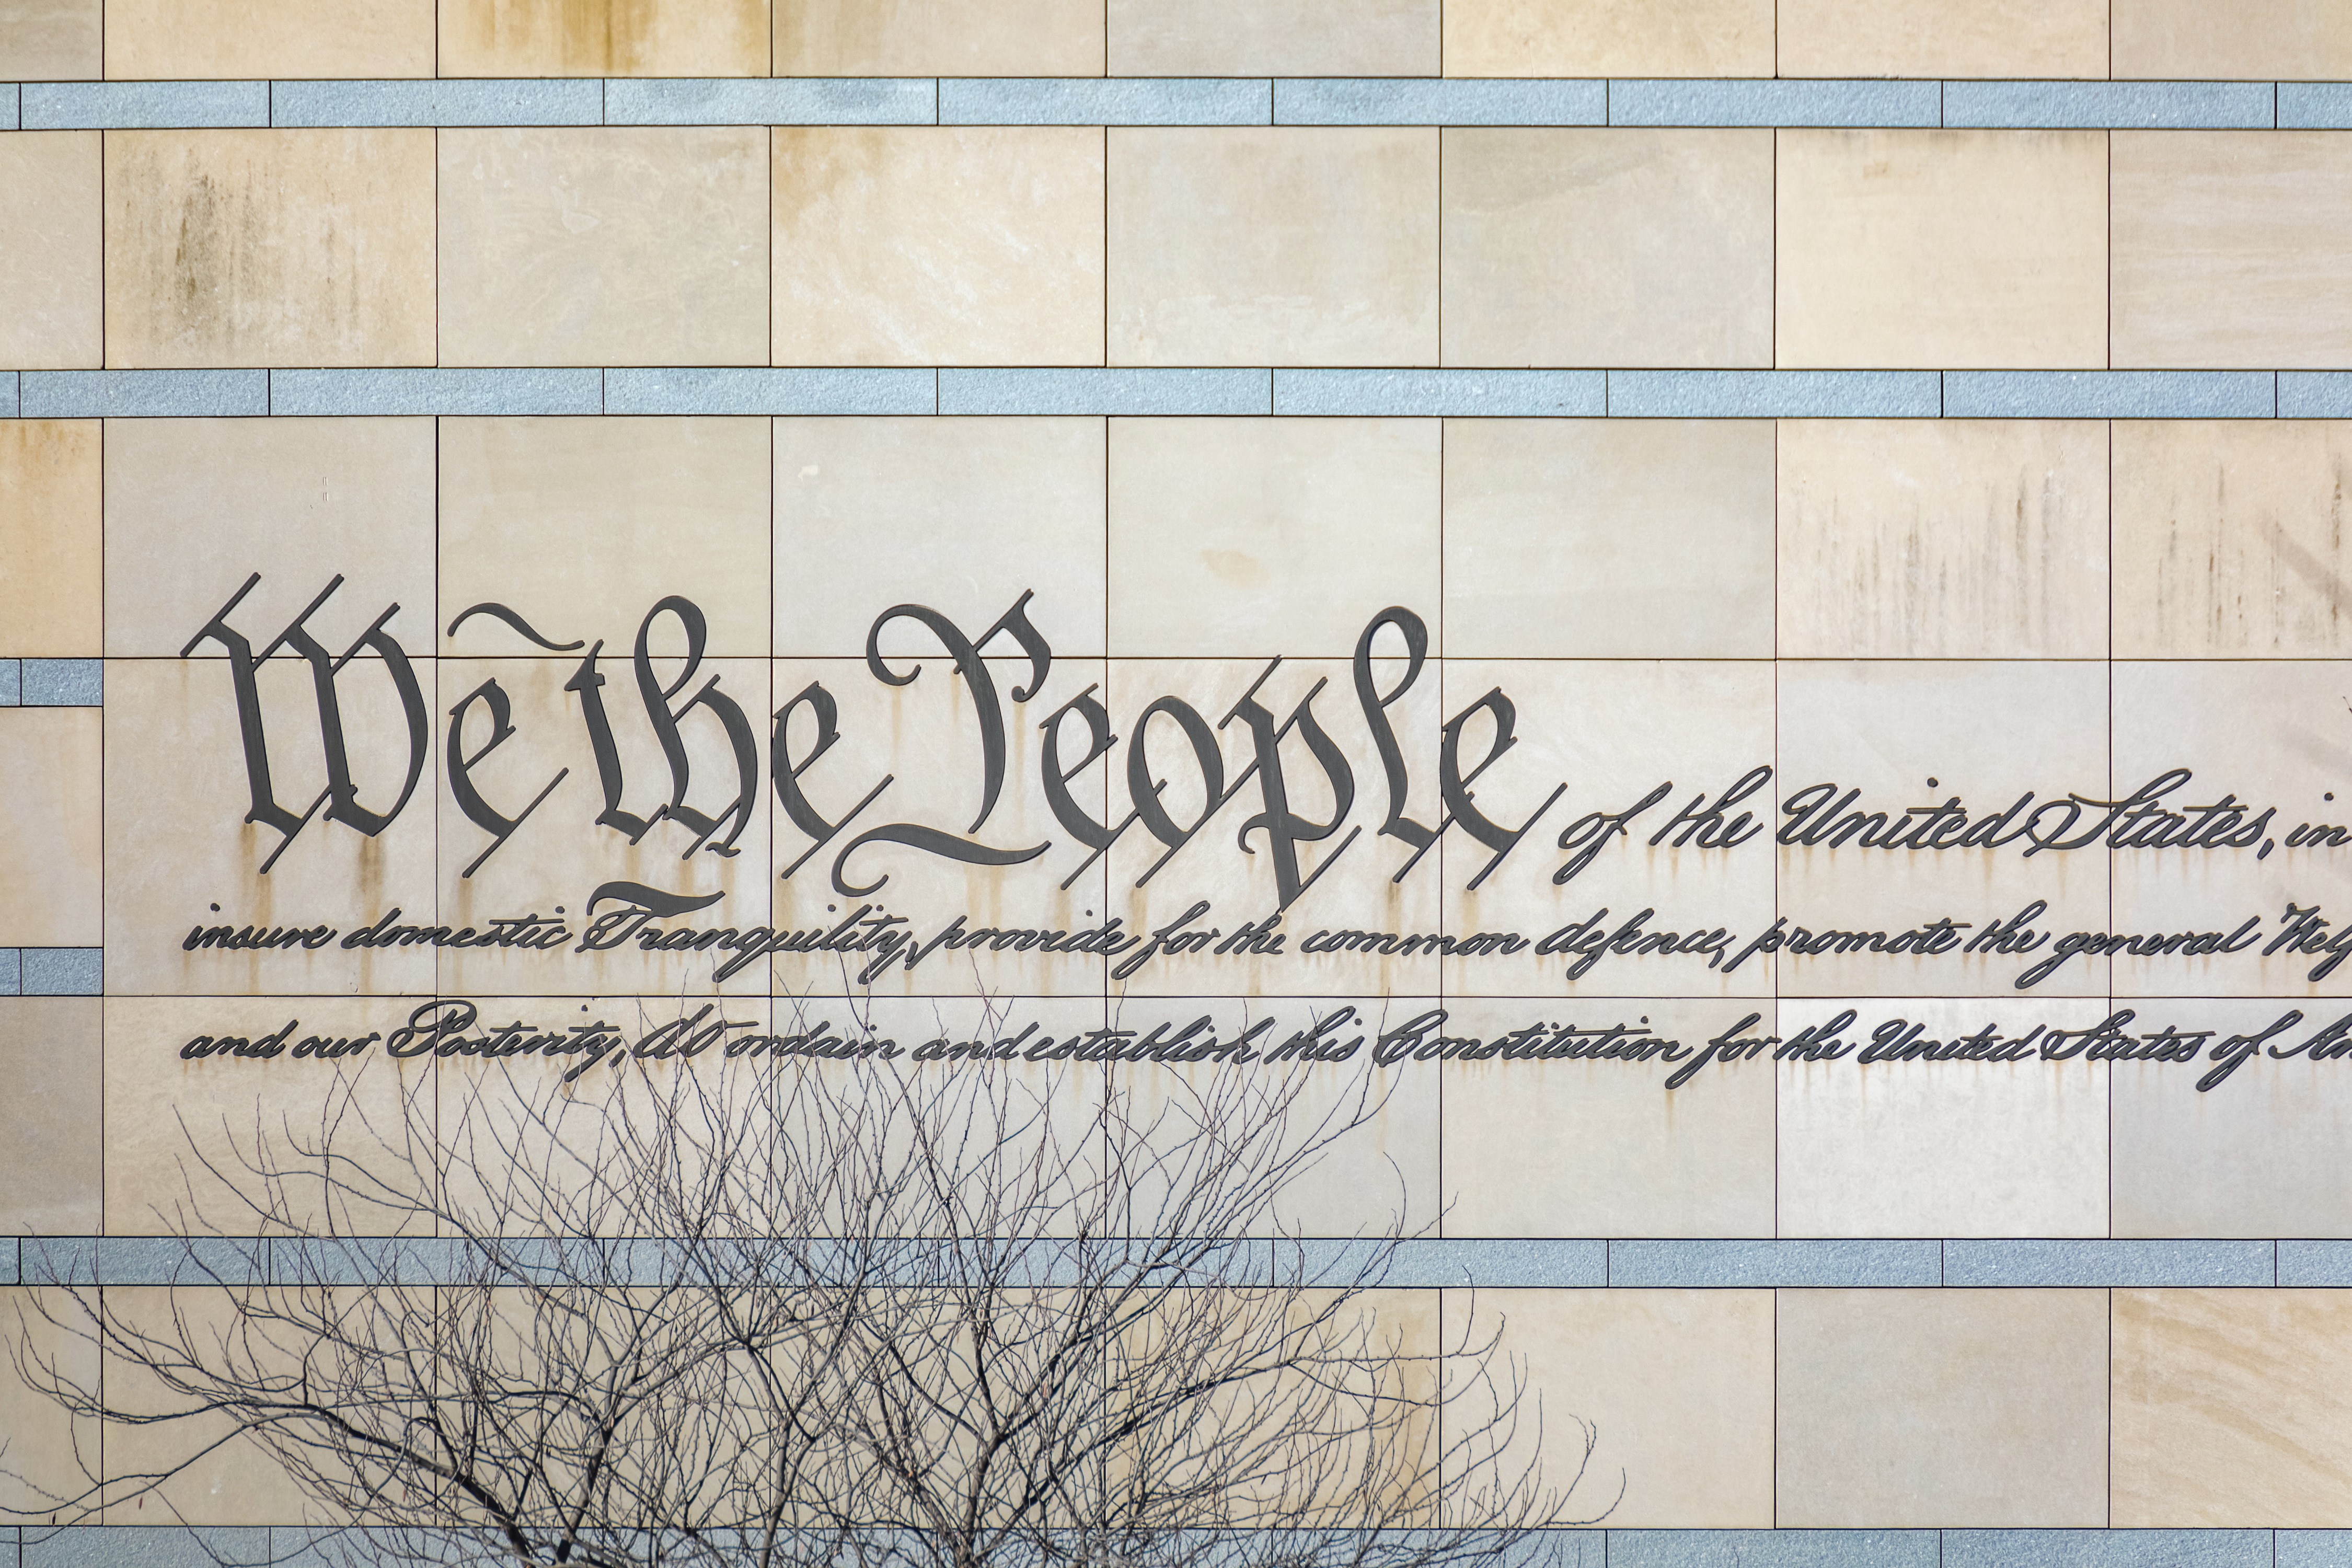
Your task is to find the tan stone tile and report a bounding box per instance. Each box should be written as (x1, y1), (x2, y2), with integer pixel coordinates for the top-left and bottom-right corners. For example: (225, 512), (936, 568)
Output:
(0, 132), (101, 370)
(0, 0), (100, 77)
(1444, 419), (1774, 658)
(1778, 420), (2110, 659)
(1110, 0), (1436, 76)
(2113, 421), (2352, 658)
(1107, 418), (1438, 659)
(1442, 999), (1776, 1238)
(1777, 130), (2107, 370)
(0, 709), (101, 948)
(2111, 661), (2352, 999)
(0, 999), (101, 1234)
(440, 417), (770, 660)
(1448, 1289), (1773, 1527)
(2114, 133), (2352, 369)
(1780, 1289), (2107, 1526)
(1102, 657), (1444, 999)
(1440, 0), (1771, 76)
(2114, 0), (2352, 79)
(2115, 1289), (2352, 1525)
(106, 130), (434, 370)
(436, 655), (774, 1000)
(1109, 128), (1438, 367)
(106, 418), (436, 659)
(107, 0), (434, 78)
(1777, 661), (2112, 997)
(441, 126), (767, 368)
(441, 0), (765, 75)
(1442, 129), (1772, 368)
(1779, 0), (2107, 77)
(1778, 999), (2112, 1238)
(0, 420), (102, 656)
(773, 128), (1102, 367)
(776, 417), (1105, 659)
(776, 0), (1102, 75)
(104, 659), (442, 997)
(1435, 659), (1778, 1002)
(0, 1287), (101, 1518)
(770, 655), (1114, 1000)
(2111, 1001), (2352, 1238)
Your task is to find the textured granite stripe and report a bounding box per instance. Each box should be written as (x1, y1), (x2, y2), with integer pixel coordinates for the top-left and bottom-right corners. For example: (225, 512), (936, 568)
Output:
(1, 1240), (14, 1287)
(93, 1237), (267, 1286)
(4, 83), (18, 132)
(1609, 78), (1939, 128)
(268, 368), (602, 416)
(19, 1237), (97, 1286)
(603, 367), (936, 416)
(23, 1527), (270, 1567)
(604, 77), (935, 126)
(19, 949), (101, 996)
(2278, 84), (2352, 130)
(939, 367), (1271, 415)
(1386, 1240), (1607, 1287)
(1942, 1531), (2272, 1568)
(270, 77), (601, 127)
(2279, 1534), (2352, 1567)
(20, 659), (100, 707)
(0, 950), (17, 996)
(1610, 1531), (1939, 1568)
(1273, 78), (1605, 126)
(1944, 370), (2276, 419)
(1943, 1239), (2274, 1287)
(0, 661), (18, 705)
(1607, 370), (1939, 418)
(1609, 1240), (1941, 1287)
(1943, 80), (2274, 129)
(939, 77), (1270, 125)
(2279, 372), (2352, 419)
(1273, 368), (1604, 416)
(0, 371), (17, 419)
(2277, 1241), (2352, 1286)
(22, 370), (267, 418)
(21, 80), (268, 129)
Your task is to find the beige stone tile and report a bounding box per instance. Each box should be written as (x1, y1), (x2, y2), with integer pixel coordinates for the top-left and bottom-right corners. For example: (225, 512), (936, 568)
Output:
(773, 128), (1102, 367)
(1777, 661), (2112, 997)
(107, 0), (433, 78)
(770, 655), (1114, 1000)
(2115, 1289), (2352, 1525)
(2113, 421), (2352, 658)
(440, 417), (769, 660)
(2111, 1001), (2352, 1237)
(1780, 1289), (2107, 1526)
(0, 999), (101, 1234)
(1110, 0), (1436, 76)
(1448, 1289), (1773, 1527)
(1444, 419), (1774, 658)
(1440, 0), (1771, 76)
(1777, 130), (2107, 370)
(106, 418), (436, 659)
(441, 127), (767, 368)
(776, 0), (1102, 75)
(0, 132), (101, 370)
(1108, 418), (1438, 659)
(776, 417), (1105, 658)
(2114, 0), (2352, 79)
(0, 0), (100, 77)
(2114, 133), (2352, 369)
(436, 655), (773, 999)
(1109, 128), (1438, 367)
(1778, 998), (2112, 1238)
(1442, 129), (1772, 368)
(441, 0), (765, 75)
(2111, 661), (2352, 999)
(1778, 420), (2110, 659)
(1779, 0), (2108, 78)
(0, 1287), (101, 1518)
(1436, 660), (1779, 1001)
(1102, 658), (1444, 999)
(106, 130), (435, 370)
(1442, 999), (1776, 1237)
(0, 420), (102, 656)
(104, 659), (442, 997)
(0, 709), (101, 948)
